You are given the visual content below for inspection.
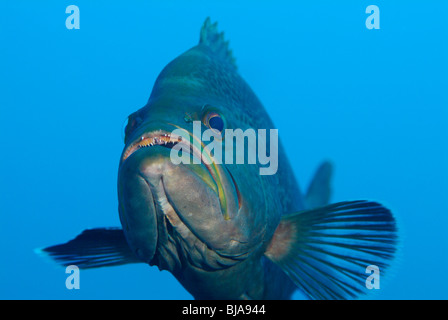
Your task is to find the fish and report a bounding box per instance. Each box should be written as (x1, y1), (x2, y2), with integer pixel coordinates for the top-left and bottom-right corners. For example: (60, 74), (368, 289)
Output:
(39, 18), (398, 300)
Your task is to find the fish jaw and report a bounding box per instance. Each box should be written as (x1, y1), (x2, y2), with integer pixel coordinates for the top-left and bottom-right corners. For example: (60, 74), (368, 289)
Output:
(117, 132), (246, 271)
(117, 151), (158, 264)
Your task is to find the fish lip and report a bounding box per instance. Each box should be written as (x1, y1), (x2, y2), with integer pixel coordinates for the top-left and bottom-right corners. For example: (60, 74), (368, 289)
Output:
(117, 159), (159, 264)
(137, 172), (159, 262)
(137, 172), (163, 266)
(120, 130), (187, 164)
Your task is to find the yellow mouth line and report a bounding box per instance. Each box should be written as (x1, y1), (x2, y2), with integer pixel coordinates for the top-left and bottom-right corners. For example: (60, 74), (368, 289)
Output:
(166, 124), (230, 221)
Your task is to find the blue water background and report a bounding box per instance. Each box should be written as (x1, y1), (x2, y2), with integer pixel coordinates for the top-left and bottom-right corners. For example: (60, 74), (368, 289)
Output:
(1, 1), (447, 299)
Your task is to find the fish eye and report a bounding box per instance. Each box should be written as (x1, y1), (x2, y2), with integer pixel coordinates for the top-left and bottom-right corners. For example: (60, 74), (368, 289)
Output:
(203, 111), (225, 134)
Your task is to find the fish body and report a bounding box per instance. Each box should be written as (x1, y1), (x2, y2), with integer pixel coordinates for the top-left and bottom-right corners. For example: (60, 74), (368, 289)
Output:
(40, 18), (398, 300)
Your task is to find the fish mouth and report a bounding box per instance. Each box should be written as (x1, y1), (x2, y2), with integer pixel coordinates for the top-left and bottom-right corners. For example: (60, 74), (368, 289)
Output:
(118, 129), (245, 270)
(121, 130), (188, 164)
(121, 128), (240, 221)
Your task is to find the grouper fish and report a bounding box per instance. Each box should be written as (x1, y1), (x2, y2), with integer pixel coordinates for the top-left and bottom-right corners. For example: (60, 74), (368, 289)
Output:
(40, 18), (398, 299)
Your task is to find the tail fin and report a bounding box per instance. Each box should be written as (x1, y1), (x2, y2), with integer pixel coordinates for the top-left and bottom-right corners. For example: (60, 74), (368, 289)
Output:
(37, 228), (142, 269)
(305, 161), (333, 209)
(200, 17), (237, 69)
(264, 201), (398, 299)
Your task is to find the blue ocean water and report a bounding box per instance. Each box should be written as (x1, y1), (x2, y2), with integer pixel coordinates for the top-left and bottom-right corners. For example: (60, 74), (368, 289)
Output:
(1, 1), (447, 299)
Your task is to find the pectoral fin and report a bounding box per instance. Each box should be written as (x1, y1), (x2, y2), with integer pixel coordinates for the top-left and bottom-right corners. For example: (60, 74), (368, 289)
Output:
(37, 228), (142, 269)
(264, 201), (398, 299)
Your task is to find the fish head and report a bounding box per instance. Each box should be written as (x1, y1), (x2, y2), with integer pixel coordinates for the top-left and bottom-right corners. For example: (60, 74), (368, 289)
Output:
(117, 92), (277, 273)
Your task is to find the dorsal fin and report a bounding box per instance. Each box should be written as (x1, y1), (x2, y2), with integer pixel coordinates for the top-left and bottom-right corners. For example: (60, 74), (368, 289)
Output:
(199, 17), (237, 69)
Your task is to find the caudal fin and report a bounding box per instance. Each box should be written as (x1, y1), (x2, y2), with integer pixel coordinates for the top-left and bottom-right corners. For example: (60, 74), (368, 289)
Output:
(264, 201), (398, 299)
(37, 228), (142, 269)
